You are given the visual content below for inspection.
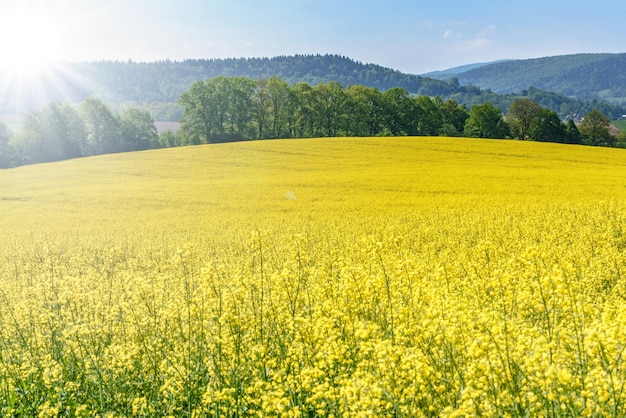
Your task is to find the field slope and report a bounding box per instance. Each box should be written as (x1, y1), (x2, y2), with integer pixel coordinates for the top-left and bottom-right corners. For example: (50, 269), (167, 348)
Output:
(1, 137), (626, 416)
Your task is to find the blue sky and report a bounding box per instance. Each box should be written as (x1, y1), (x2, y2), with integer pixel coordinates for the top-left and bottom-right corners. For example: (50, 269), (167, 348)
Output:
(6, 0), (626, 74)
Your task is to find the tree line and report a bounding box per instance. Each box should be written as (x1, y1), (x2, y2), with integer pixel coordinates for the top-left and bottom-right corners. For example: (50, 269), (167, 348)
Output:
(178, 75), (624, 146)
(5, 55), (623, 122)
(0, 99), (161, 168)
(1, 76), (624, 169)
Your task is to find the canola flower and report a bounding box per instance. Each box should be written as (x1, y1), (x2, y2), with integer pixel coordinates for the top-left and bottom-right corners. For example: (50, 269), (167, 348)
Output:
(0, 136), (625, 416)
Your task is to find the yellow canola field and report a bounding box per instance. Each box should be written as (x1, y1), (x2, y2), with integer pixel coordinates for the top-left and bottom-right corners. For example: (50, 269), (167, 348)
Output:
(1, 136), (626, 416)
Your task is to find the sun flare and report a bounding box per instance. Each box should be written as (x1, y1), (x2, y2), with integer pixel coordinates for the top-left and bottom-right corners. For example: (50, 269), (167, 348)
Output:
(0, 3), (65, 80)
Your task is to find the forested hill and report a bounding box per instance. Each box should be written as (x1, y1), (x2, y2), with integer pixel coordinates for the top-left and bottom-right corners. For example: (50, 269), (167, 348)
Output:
(3, 54), (625, 120)
(426, 53), (626, 102)
(80, 54), (460, 104)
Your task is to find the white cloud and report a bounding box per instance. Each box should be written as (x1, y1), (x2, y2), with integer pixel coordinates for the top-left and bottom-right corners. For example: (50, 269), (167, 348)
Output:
(475, 24), (496, 38)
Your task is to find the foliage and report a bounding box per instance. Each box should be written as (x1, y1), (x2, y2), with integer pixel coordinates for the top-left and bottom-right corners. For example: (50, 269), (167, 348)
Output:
(464, 102), (508, 139)
(10, 102), (86, 164)
(3, 101), (164, 168)
(1, 137), (626, 416)
(2, 54), (624, 122)
(508, 98), (543, 140)
(178, 77), (473, 143)
(79, 97), (121, 155)
(531, 108), (567, 143)
(0, 121), (12, 168)
(565, 119), (582, 145)
(119, 108), (160, 151)
(579, 110), (614, 146)
(2, 76), (620, 170)
(506, 99), (581, 144)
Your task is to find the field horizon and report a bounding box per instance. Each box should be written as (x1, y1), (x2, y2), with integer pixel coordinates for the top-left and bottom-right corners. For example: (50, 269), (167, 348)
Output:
(2, 136), (625, 232)
(2, 136), (626, 416)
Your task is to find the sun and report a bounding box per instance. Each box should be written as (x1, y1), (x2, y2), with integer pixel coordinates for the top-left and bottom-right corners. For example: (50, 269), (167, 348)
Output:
(0, 3), (65, 80)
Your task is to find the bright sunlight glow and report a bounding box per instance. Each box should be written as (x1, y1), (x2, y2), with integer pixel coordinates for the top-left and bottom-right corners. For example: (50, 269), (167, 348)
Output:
(0, 3), (65, 80)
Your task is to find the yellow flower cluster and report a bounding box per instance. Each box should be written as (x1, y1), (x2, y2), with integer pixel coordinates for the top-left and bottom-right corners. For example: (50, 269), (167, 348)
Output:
(0, 136), (625, 416)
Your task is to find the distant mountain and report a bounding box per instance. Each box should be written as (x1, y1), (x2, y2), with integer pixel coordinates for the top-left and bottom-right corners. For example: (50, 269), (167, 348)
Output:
(422, 60), (512, 79)
(425, 53), (626, 104)
(1, 54), (624, 121)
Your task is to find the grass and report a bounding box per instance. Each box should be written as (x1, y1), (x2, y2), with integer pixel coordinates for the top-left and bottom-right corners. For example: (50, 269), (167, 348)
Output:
(613, 119), (626, 132)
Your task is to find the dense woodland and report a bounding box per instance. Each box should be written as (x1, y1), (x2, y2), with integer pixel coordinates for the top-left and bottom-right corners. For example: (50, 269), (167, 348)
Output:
(2, 55), (624, 121)
(85, 55), (626, 120)
(1, 75), (624, 169)
(177, 76), (621, 146)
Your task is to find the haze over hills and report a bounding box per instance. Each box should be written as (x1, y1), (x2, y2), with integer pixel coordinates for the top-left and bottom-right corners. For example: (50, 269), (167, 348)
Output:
(1, 54), (625, 121)
(421, 60), (512, 80)
(424, 53), (626, 104)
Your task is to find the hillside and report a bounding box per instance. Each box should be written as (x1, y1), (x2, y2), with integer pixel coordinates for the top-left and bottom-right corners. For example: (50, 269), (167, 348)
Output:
(2, 137), (626, 415)
(3, 54), (625, 121)
(427, 53), (626, 103)
(1, 55), (459, 115)
(421, 59), (512, 79)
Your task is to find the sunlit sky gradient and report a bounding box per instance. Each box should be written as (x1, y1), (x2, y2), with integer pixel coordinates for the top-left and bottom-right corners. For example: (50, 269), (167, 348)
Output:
(3, 0), (625, 74)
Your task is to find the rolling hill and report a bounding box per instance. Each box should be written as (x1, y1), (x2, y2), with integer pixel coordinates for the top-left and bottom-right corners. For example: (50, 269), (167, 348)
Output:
(421, 59), (512, 80)
(1, 137), (626, 415)
(425, 53), (626, 104)
(0, 55), (460, 114)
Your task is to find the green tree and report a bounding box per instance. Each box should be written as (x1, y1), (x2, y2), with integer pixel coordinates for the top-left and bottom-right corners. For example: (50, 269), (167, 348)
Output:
(227, 77), (257, 140)
(616, 129), (626, 148)
(579, 110), (614, 146)
(266, 76), (292, 138)
(292, 82), (316, 137)
(508, 99), (543, 140)
(157, 130), (183, 148)
(564, 119), (582, 144)
(179, 76), (249, 143)
(79, 97), (120, 155)
(119, 108), (159, 151)
(256, 79), (271, 139)
(464, 103), (508, 139)
(439, 99), (469, 137)
(0, 121), (13, 168)
(381, 87), (415, 136)
(530, 108), (566, 142)
(345, 85), (383, 136)
(311, 81), (347, 137)
(414, 96), (443, 136)
(12, 103), (85, 163)
(179, 79), (216, 144)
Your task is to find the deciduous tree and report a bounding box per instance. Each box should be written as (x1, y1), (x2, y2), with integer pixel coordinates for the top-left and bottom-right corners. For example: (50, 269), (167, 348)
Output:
(79, 97), (120, 155)
(119, 107), (159, 151)
(579, 110), (614, 146)
(381, 87), (414, 136)
(179, 80), (216, 144)
(439, 99), (469, 137)
(530, 108), (566, 142)
(464, 103), (508, 139)
(564, 119), (582, 144)
(0, 121), (12, 168)
(508, 99), (542, 140)
(12, 103), (85, 163)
